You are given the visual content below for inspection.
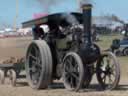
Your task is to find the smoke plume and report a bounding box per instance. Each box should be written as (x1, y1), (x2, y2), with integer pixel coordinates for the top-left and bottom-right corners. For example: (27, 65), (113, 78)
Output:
(36, 0), (63, 13)
(36, 0), (93, 13)
(62, 13), (79, 25)
(79, 0), (92, 5)
(111, 15), (125, 24)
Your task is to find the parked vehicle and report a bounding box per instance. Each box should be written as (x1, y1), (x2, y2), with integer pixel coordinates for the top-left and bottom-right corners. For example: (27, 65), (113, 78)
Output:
(111, 24), (128, 56)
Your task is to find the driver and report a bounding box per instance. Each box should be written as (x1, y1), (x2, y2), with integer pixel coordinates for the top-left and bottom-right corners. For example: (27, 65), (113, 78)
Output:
(32, 25), (45, 40)
(48, 23), (66, 38)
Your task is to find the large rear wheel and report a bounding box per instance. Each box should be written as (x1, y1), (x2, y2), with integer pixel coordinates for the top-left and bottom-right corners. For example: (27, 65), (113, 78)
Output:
(25, 40), (52, 89)
(96, 52), (120, 90)
(62, 52), (84, 92)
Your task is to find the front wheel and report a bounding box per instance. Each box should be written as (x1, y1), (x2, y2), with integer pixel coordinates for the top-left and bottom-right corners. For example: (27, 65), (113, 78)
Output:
(62, 52), (84, 92)
(96, 52), (120, 90)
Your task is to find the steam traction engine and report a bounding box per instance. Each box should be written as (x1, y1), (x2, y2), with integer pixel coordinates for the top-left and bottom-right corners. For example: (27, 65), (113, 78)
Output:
(22, 4), (120, 91)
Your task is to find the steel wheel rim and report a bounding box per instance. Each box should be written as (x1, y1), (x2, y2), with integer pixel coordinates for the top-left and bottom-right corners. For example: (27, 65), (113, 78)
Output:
(63, 55), (80, 90)
(27, 43), (42, 85)
(98, 55), (116, 89)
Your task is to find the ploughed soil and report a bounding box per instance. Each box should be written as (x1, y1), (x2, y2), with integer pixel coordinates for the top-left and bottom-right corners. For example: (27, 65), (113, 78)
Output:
(0, 37), (128, 96)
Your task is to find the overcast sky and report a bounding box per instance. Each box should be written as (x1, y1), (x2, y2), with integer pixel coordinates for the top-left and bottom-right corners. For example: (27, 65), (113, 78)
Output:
(0, 0), (128, 28)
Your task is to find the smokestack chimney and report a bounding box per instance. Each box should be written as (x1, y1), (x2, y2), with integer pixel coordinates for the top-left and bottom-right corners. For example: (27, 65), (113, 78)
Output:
(79, 3), (100, 64)
(82, 4), (92, 46)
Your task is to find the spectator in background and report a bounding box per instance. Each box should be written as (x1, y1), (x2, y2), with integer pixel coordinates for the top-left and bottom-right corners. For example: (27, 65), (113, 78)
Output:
(92, 24), (99, 41)
(121, 24), (128, 40)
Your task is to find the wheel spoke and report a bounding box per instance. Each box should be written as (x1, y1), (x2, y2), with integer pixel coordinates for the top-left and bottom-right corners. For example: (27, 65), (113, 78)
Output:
(102, 74), (106, 84)
(67, 59), (74, 71)
(29, 46), (42, 70)
(30, 70), (36, 75)
(70, 76), (74, 88)
(100, 60), (105, 69)
(35, 61), (42, 68)
(111, 71), (116, 78)
(29, 53), (37, 60)
(112, 64), (115, 69)
(100, 59), (107, 72)
(31, 74), (36, 81)
(31, 69), (40, 83)
(71, 73), (79, 82)
(64, 62), (70, 73)
(69, 56), (73, 64)
(29, 65), (41, 74)
(73, 60), (79, 72)
(99, 67), (105, 73)
(74, 63), (78, 70)
(32, 60), (36, 65)
(106, 58), (110, 65)
(110, 64), (116, 72)
(31, 75), (38, 84)
(64, 72), (70, 80)
(108, 75), (113, 84)
(32, 61), (39, 68)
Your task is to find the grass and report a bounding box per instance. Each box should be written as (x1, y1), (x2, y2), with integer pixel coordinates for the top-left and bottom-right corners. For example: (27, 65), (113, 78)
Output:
(97, 35), (122, 50)
(96, 34), (128, 76)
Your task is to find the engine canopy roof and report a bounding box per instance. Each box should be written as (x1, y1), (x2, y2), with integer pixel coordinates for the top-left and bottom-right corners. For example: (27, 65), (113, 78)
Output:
(22, 12), (83, 28)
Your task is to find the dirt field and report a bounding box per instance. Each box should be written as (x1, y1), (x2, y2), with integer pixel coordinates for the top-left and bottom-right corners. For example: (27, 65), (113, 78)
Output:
(0, 35), (128, 96)
(0, 37), (32, 61)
